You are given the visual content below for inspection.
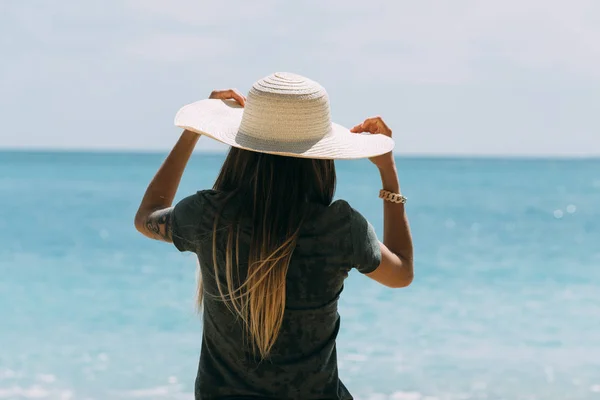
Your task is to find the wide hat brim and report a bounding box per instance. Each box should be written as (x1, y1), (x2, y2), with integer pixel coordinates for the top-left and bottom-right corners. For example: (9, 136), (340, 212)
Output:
(175, 99), (395, 160)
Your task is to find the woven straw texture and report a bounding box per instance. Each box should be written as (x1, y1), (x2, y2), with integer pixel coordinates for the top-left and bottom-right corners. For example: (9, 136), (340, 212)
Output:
(174, 72), (394, 160)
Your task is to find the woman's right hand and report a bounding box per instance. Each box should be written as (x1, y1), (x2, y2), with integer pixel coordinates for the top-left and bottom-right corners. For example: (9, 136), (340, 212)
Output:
(350, 116), (395, 170)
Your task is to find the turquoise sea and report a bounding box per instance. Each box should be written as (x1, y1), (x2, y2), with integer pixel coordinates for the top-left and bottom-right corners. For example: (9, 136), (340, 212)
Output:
(1, 151), (599, 400)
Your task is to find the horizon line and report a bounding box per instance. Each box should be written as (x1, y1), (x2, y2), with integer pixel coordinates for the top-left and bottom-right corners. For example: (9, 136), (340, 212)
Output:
(1, 147), (599, 161)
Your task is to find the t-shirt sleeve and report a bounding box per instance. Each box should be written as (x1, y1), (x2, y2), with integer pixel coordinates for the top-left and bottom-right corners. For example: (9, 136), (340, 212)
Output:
(171, 192), (204, 253)
(349, 206), (382, 274)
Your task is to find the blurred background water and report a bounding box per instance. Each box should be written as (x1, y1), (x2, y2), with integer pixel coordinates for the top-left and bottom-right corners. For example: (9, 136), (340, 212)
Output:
(1, 151), (599, 399)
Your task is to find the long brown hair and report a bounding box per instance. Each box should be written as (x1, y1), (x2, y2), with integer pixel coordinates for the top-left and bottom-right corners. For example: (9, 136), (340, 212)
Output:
(199, 147), (336, 358)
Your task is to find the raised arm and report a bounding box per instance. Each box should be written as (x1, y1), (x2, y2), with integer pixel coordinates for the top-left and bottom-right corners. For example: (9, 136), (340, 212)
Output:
(351, 117), (414, 288)
(134, 88), (246, 242)
(134, 130), (199, 242)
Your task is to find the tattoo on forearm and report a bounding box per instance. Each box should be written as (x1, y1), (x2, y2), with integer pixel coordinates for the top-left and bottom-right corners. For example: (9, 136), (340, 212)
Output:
(145, 208), (173, 241)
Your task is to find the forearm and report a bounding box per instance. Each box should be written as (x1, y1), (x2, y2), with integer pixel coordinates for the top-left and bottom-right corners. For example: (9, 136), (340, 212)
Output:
(378, 162), (413, 266)
(135, 130), (199, 216)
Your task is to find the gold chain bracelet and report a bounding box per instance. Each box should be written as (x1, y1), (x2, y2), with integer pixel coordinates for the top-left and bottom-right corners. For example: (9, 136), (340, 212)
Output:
(379, 189), (407, 204)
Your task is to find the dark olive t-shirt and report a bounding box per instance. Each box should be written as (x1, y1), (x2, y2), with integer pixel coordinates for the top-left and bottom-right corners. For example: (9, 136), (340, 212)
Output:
(171, 190), (381, 400)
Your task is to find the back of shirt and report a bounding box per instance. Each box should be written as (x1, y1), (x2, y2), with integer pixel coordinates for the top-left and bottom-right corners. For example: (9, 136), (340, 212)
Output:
(171, 190), (381, 400)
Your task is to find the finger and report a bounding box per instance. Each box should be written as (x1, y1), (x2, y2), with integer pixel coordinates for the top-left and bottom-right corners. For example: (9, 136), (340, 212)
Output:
(350, 123), (364, 133)
(232, 88), (245, 100)
(209, 89), (232, 100)
(351, 119), (377, 133)
(209, 89), (245, 106)
(360, 119), (379, 134)
(362, 116), (382, 126)
(363, 116), (391, 135)
(229, 89), (246, 106)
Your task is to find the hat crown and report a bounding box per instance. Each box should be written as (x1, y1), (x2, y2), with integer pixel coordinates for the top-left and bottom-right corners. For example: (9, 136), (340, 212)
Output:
(239, 73), (332, 143)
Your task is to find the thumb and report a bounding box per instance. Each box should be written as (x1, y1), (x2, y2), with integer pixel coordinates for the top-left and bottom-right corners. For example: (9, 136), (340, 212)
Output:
(350, 123), (363, 133)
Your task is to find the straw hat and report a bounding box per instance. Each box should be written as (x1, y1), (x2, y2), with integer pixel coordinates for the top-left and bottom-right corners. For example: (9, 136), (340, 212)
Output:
(174, 72), (394, 159)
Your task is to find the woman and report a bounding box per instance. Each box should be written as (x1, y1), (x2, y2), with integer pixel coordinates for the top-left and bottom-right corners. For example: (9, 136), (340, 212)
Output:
(134, 73), (413, 400)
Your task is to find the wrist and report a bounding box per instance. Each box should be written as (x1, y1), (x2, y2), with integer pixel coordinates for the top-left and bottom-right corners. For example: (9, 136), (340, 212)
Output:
(377, 160), (396, 173)
(182, 129), (201, 141)
(378, 164), (400, 193)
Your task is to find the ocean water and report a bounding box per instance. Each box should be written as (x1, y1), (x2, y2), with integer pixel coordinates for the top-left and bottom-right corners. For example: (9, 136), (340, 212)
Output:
(1, 151), (599, 400)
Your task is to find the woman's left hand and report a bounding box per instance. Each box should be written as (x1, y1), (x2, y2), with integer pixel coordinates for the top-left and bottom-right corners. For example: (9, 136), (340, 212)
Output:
(209, 89), (246, 107)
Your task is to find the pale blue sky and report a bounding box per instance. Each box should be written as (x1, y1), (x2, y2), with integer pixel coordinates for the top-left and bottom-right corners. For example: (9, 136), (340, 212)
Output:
(1, 0), (599, 156)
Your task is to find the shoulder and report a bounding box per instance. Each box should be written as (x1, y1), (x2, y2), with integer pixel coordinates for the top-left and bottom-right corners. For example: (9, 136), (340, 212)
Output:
(173, 189), (221, 214)
(306, 198), (368, 235)
(303, 199), (380, 269)
(178, 189), (219, 203)
(323, 199), (368, 226)
(172, 189), (235, 230)
(319, 198), (353, 218)
(171, 190), (226, 251)
(329, 199), (378, 243)
(307, 199), (349, 225)
(331, 201), (380, 273)
(173, 189), (241, 227)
